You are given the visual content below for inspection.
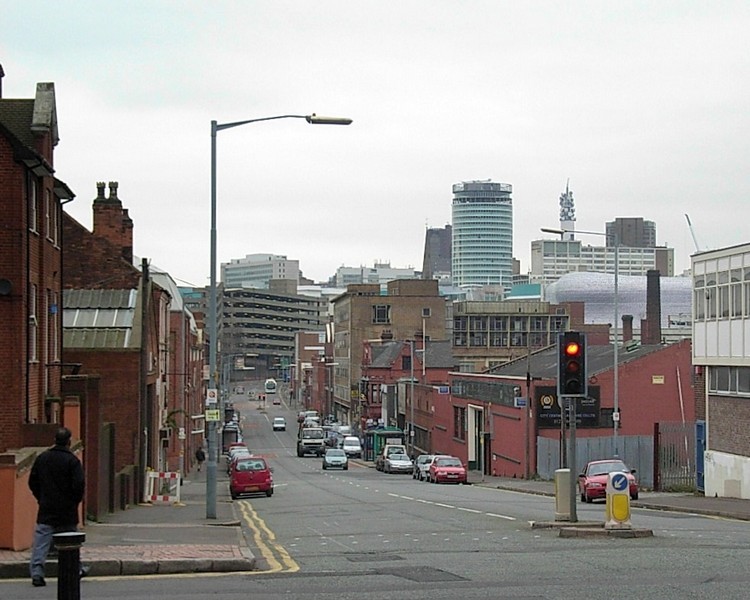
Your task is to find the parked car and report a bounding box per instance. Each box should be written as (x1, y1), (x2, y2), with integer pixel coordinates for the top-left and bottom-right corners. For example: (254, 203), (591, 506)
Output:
(375, 444), (408, 471)
(229, 456), (273, 499)
(384, 453), (413, 474)
(341, 436), (362, 458)
(428, 455), (467, 484)
(578, 459), (639, 503)
(226, 445), (252, 474)
(272, 396), (281, 405)
(272, 417), (286, 431)
(412, 454), (435, 480)
(322, 448), (349, 470)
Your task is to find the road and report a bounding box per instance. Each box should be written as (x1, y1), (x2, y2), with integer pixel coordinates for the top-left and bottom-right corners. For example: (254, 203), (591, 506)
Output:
(6, 381), (750, 599)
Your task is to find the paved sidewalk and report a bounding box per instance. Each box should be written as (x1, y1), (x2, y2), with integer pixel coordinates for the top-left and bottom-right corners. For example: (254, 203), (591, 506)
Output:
(0, 467), (255, 580)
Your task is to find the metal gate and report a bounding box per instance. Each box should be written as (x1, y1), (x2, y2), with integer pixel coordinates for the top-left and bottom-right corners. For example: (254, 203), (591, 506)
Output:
(654, 421), (695, 492)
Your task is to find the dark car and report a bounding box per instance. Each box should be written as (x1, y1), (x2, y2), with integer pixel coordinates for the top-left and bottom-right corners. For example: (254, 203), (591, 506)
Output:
(578, 459), (639, 502)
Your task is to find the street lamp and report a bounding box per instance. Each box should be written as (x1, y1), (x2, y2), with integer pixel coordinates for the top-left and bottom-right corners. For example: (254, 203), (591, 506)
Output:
(207, 112), (352, 518)
(540, 227), (620, 456)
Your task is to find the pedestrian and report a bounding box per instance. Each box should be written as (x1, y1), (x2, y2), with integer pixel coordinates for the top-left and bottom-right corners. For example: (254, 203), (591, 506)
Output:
(195, 445), (206, 472)
(28, 427), (86, 588)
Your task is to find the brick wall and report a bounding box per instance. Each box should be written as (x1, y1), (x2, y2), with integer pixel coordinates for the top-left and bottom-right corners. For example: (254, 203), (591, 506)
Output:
(708, 395), (750, 456)
(62, 213), (139, 289)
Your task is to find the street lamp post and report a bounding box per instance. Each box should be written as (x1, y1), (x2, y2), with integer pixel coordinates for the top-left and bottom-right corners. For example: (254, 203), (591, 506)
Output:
(541, 227), (620, 457)
(207, 113), (351, 518)
(409, 339), (415, 458)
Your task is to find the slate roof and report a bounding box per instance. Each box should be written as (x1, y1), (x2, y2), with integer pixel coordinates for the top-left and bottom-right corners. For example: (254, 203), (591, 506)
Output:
(370, 340), (457, 370)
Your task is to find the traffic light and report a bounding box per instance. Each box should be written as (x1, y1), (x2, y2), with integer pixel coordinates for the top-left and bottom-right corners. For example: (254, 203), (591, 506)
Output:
(558, 331), (587, 397)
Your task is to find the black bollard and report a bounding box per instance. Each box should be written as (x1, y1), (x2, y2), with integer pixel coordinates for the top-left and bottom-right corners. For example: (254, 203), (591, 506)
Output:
(53, 531), (86, 600)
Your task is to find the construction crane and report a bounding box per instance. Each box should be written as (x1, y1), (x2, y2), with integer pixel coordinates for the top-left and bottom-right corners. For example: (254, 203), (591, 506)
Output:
(684, 214), (702, 252)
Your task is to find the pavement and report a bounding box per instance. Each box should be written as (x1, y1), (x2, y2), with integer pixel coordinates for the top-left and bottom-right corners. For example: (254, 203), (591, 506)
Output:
(2, 462), (750, 581)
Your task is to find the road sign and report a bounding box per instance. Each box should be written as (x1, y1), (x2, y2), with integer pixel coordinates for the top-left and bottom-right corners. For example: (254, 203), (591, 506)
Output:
(611, 473), (628, 492)
(206, 388), (218, 406)
(205, 409), (221, 422)
(514, 397), (527, 407)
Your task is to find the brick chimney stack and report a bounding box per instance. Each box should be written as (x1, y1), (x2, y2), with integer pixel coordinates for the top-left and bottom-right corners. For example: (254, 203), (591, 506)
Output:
(92, 181), (134, 264)
(622, 314), (634, 343)
(642, 270), (663, 345)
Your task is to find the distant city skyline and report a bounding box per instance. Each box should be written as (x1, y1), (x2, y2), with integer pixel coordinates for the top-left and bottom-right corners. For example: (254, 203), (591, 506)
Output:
(4, 2), (747, 286)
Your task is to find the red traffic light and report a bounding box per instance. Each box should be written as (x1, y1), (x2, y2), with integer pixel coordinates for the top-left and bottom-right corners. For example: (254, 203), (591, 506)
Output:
(564, 342), (580, 356)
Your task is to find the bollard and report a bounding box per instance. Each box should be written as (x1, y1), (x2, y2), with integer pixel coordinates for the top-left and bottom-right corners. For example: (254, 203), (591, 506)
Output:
(53, 531), (85, 600)
(554, 468), (572, 521)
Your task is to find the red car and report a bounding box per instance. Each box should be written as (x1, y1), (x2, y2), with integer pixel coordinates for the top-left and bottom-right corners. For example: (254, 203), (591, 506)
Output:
(578, 459), (639, 503)
(229, 457), (274, 499)
(428, 455), (467, 484)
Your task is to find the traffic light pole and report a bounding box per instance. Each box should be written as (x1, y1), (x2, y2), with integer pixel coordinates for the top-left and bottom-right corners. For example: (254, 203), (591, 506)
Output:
(567, 396), (577, 523)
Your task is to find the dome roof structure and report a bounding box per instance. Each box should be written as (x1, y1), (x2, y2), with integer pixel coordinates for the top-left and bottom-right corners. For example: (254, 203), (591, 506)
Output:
(545, 272), (692, 327)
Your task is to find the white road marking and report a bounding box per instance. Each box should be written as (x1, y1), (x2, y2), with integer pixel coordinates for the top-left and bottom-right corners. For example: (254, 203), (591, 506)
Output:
(486, 512), (517, 521)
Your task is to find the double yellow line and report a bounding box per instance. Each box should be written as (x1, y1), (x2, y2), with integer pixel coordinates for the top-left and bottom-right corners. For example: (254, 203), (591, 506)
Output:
(237, 500), (299, 573)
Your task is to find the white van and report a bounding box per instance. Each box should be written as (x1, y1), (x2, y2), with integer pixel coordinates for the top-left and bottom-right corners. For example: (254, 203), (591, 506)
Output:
(341, 436), (362, 458)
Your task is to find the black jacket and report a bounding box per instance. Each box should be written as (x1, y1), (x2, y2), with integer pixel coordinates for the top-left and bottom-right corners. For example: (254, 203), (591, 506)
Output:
(29, 445), (85, 527)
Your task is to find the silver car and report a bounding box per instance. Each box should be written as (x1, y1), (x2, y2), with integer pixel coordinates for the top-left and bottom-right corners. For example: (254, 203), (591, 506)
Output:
(322, 448), (349, 470)
(413, 454), (435, 480)
(384, 453), (413, 474)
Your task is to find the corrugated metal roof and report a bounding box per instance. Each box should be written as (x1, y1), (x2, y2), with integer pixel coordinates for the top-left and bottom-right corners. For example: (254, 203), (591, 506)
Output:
(64, 289), (136, 309)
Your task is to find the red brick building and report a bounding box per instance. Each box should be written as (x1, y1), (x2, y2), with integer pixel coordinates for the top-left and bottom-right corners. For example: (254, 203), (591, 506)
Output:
(0, 81), (78, 550)
(62, 182), (172, 512)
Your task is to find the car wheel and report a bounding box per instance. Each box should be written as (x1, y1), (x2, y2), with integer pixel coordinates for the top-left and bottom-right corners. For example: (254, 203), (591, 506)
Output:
(230, 492), (237, 500)
(344, 466), (348, 471)
(585, 493), (593, 503)
(266, 489), (273, 497)
(580, 492), (586, 503)
(323, 464), (327, 470)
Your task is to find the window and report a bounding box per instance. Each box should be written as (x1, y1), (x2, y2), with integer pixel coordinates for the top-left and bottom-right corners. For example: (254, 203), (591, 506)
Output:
(49, 290), (59, 362)
(28, 175), (38, 233)
(422, 307), (431, 318)
(372, 304), (391, 324)
(29, 284), (38, 362)
(731, 277), (743, 318)
(402, 355), (412, 371)
(453, 406), (466, 441)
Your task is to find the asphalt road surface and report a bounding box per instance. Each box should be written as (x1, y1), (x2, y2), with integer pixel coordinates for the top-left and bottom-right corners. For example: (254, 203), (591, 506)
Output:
(5, 382), (750, 599)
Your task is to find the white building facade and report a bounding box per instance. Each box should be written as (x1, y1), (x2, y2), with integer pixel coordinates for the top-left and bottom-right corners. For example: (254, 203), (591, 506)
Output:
(334, 263), (416, 287)
(692, 242), (750, 499)
(531, 239), (674, 284)
(222, 253), (300, 289)
(451, 180), (513, 290)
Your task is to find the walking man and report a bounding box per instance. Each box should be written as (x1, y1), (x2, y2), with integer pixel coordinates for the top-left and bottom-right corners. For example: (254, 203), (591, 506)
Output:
(195, 445), (206, 472)
(28, 427), (85, 587)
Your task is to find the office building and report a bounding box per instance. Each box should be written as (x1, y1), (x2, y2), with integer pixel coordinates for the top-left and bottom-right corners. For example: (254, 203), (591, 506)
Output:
(606, 217), (657, 248)
(334, 262), (417, 287)
(422, 224), (452, 282)
(531, 239), (675, 284)
(451, 180), (513, 290)
(222, 253), (300, 289)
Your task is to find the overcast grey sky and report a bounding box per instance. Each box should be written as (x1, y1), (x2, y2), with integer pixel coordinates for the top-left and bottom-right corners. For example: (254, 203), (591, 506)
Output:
(3, 1), (748, 286)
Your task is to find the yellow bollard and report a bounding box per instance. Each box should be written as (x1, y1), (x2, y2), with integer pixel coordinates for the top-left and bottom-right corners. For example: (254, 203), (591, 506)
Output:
(605, 471), (632, 529)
